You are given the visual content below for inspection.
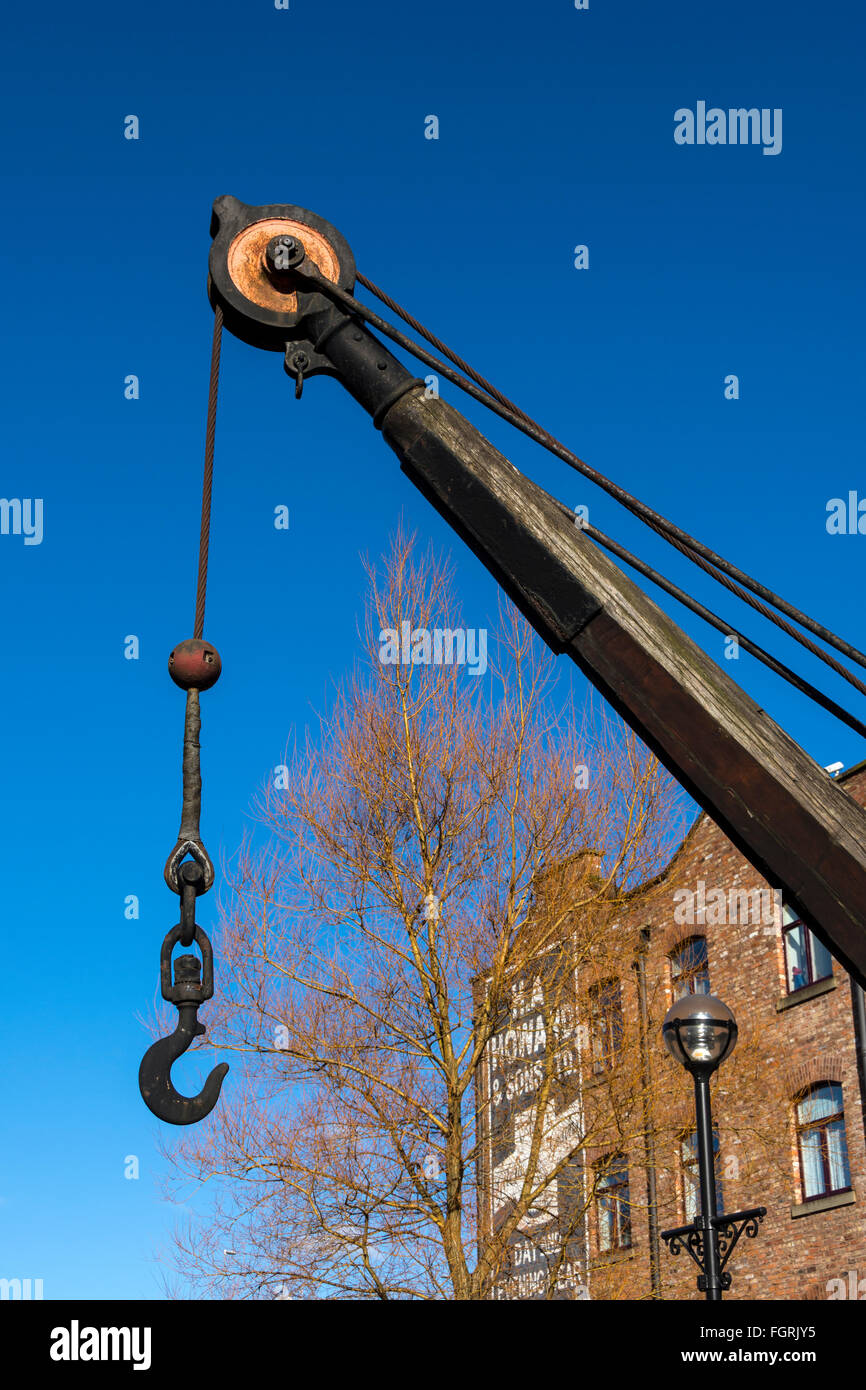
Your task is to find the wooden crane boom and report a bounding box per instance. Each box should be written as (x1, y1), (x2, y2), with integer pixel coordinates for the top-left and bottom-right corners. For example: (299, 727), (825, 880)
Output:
(207, 195), (866, 987)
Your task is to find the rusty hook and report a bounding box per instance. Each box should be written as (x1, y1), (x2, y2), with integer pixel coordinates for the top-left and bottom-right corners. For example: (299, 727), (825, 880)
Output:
(138, 925), (229, 1125)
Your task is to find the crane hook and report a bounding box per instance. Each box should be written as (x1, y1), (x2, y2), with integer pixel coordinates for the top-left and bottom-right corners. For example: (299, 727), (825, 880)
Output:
(139, 924), (229, 1125)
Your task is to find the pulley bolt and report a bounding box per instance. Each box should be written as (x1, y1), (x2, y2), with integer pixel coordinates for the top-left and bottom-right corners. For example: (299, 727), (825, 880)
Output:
(168, 638), (222, 691)
(265, 235), (306, 277)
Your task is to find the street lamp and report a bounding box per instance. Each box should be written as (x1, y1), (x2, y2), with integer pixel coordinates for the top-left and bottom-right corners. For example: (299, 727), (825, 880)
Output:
(660, 994), (765, 1301)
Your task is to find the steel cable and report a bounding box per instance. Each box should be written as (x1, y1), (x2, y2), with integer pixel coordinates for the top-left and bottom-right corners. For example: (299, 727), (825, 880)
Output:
(194, 304), (223, 640)
(553, 506), (866, 741)
(343, 273), (866, 684)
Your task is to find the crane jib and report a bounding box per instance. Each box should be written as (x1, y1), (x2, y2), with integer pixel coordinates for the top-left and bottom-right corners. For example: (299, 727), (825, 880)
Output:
(206, 194), (866, 989)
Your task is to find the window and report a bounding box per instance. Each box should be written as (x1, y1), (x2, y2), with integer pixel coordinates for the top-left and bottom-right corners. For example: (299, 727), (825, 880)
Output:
(782, 905), (833, 994)
(670, 936), (710, 1000)
(681, 1128), (724, 1223)
(589, 978), (623, 1073)
(796, 1082), (851, 1201)
(596, 1157), (632, 1252)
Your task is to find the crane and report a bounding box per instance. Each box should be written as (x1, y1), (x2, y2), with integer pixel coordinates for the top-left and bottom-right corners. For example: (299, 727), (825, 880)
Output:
(138, 194), (866, 1125)
(207, 194), (866, 987)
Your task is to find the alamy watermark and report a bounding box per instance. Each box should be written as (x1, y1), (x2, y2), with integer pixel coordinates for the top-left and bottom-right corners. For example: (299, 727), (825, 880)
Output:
(0, 1277), (43, 1300)
(50, 1321), (151, 1371)
(0, 498), (42, 545)
(674, 103), (782, 156)
(674, 879), (781, 926)
(826, 1268), (866, 1299)
(379, 621), (488, 676)
(826, 492), (866, 535)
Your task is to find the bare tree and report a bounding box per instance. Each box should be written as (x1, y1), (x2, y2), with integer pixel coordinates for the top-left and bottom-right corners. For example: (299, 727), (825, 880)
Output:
(160, 529), (698, 1299)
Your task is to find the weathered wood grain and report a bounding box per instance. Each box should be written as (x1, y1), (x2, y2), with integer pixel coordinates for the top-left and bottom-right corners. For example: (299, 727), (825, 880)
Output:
(383, 388), (866, 985)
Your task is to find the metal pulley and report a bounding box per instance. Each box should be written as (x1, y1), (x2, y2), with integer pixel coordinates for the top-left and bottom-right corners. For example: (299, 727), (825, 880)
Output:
(208, 194), (357, 393)
(208, 194), (422, 422)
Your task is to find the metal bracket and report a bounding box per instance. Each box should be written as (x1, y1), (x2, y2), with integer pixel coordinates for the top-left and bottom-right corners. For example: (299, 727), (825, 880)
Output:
(713, 1205), (766, 1273)
(282, 341), (341, 398)
(661, 1206), (765, 1295)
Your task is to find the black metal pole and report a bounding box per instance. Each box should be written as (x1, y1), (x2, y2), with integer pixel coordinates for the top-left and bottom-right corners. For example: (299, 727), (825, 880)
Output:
(693, 1072), (723, 1301)
(851, 979), (866, 1154)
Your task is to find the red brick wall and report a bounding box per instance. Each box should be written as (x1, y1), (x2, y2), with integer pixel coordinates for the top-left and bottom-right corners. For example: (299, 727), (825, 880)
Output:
(587, 763), (866, 1300)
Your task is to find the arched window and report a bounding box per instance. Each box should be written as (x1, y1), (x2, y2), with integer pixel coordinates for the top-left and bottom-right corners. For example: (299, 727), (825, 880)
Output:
(796, 1082), (851, 1200)
(670, 936), (710, 1000)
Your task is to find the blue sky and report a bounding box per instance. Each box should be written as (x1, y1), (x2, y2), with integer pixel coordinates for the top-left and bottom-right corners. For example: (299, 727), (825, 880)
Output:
(1, 0), (864, 1299)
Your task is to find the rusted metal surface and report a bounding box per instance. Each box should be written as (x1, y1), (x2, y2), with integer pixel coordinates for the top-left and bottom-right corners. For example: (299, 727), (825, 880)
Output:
(226, 216), (340, 316)
(208, 196), (355, 351)
(168, 637), (221, 690)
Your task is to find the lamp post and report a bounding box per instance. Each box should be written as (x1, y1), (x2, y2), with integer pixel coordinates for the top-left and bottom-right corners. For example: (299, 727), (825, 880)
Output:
(660, 993), (765, 1300)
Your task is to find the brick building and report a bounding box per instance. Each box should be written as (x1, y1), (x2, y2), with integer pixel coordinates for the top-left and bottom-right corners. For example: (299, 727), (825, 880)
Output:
(480, 761), (866, 1300)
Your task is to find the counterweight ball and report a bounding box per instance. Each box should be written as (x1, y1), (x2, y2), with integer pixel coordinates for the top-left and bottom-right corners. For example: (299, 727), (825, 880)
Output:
(168, 638), (222, 690)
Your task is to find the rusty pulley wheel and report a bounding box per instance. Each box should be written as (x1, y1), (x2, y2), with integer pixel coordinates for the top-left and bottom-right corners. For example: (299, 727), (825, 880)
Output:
(208, 194), (356, 351)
